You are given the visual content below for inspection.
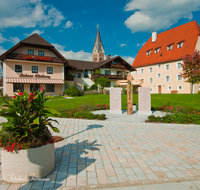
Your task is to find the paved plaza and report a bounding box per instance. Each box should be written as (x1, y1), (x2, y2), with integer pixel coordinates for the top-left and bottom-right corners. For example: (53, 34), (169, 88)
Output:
(0, 116), (200, 189)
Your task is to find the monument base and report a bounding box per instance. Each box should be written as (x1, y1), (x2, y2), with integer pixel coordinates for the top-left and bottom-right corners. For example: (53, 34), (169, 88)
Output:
(109, 110), (122, 114)
(137, 111), (152, 115)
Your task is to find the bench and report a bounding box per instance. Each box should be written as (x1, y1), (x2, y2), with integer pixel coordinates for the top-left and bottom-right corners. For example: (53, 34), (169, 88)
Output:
(171, 90), (178, 94)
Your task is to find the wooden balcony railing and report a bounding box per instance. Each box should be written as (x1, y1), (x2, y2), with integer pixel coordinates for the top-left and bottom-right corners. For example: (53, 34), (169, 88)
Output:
(91, 74), (127, 80)
(110, 64), (125, 69)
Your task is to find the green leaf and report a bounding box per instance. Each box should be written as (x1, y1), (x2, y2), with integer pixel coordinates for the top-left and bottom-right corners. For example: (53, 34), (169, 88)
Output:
(33, 117), (40, 124)
(44, 108), (60, 115)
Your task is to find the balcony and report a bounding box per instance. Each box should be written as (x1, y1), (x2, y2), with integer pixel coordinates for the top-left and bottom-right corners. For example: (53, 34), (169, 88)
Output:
(91, 74), (127, 80)
(110, 64), (125, 69)
(6, 53), (64, 63)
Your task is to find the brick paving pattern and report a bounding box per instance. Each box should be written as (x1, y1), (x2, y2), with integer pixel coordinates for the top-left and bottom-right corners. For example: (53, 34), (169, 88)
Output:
(0, 118), (200, 189)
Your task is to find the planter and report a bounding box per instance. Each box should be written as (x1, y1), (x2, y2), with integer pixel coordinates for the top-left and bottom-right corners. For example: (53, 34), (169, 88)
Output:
(1, 143), (55, 183)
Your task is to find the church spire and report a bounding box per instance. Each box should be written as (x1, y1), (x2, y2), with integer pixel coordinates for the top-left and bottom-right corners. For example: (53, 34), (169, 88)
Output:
(92, 25), (105, 62)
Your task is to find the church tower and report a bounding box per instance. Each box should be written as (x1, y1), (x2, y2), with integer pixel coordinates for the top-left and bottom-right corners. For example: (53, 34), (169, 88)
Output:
(92, 25), (105, 62)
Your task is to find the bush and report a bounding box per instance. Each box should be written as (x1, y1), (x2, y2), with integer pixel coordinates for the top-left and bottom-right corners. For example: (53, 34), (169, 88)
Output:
(90, 84), (98, 90)
(148, 115), (161, 121)
(122, 87), (127, 94)
(83, 84), (88, 91)
(161, 114), (172, 123)
(64, 86), (82, 97)
(198, 91), (200, 94)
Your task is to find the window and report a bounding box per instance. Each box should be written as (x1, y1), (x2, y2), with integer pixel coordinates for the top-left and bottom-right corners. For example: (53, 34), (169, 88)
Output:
(77, 73), (81, 78)
(154, 48), (160, 54)
(146, 50), (151, 56)
(178, 85), (183, 90)
(167, 44), (173, 51)
(38, 51), (44, 56)
(165, 64), (170, 70)
(84, 70), (88, 78)
(113, 61), (118, 65)
(177, 42), (183, 48)
(157, 73), (161, 78)
(32, 66), (38, 73)
(177, 74), (182, 81)
(149, 67), (153, 73)
(28, 49), (34, 55)
(166, 75), (170, 82)
(157, 64), (161, 69)
(47, 67), (53, 74)
(134, 70), (137, 75)
(167, 86), (172, 91)
(117, 71), (123, 76)
(141, 79), (144, 84)
(150, 88), (153, 92)
(198, 86), (200, 91)
(30, 84), (40, 92)
(140, 69), (144, 74)
(15, 65), (22, 72)
(46, 84), (55, 92)
(72, 73), (76, 79)
(149, 78), (153, 83)
(105, 70), (111, 75)
(99, 57), (103, 61)
(13, 83), (24, 92)
(177, 62), (182, 69)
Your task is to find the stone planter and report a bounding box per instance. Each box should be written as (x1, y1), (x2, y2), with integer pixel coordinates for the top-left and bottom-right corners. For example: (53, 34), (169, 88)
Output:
(1, 143), (55, 183)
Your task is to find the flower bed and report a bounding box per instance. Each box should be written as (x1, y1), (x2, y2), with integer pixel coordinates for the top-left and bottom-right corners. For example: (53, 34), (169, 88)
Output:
(147, 105), (200, 124)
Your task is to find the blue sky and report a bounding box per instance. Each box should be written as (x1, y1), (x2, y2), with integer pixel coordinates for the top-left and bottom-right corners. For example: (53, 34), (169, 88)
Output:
(1, 0), (200, 69)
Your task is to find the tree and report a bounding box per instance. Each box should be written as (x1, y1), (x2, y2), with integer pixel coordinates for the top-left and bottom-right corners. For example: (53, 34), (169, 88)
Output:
(94, 77), (110, 89)
(181, 51), (200, 93)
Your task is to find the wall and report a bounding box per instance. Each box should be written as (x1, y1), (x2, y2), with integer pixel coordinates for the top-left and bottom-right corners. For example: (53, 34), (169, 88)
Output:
(132, 60), (193, 94)
(13, 46), (56, 57)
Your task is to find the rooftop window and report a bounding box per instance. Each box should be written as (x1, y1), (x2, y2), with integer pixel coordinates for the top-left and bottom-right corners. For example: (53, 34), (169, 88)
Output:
(146, 50), (151, 56)
(167, 44), (173, 51)
(154, 48), (160, 54)
(177, 42), (184, 48)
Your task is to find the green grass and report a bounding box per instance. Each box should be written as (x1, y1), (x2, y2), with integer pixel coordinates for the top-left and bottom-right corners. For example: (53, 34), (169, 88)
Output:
(44, 94), (200, 112)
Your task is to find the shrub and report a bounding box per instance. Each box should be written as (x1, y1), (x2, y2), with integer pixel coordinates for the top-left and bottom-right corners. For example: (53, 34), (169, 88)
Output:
(161, 114), (172, 123)
(198, 91), (200, 94)
(122, 87), (127, 94)
(83, 84), (88, 91)
(90, 84), (98, 90)
(148, 115), (161, 121)
(64, 85), (82, 97)
(97, 114), (106, 120)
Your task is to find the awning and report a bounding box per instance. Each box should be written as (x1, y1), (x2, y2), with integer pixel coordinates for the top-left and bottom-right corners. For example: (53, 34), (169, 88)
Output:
(6, 78), (64, 84)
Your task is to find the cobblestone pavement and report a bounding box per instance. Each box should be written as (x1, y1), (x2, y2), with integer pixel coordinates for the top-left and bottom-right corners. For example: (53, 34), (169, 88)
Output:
(0, 118), (200, 190)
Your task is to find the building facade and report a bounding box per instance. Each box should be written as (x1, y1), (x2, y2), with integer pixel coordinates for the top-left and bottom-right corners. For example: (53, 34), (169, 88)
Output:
(132, 20), (200, 94)
(0, 34), (67, 96)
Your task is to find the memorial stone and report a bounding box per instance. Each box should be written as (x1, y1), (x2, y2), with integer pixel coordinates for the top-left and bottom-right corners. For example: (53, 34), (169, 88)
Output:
(109, 87), (122, 114)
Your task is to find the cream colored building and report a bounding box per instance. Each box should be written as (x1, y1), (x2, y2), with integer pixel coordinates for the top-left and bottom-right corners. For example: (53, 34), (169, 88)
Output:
(0, 33), (67, 96)
(132, 20), (200, 94)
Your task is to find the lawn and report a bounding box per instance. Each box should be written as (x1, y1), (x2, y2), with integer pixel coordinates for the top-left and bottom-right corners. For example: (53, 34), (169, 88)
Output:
(44, 94), (200, 112)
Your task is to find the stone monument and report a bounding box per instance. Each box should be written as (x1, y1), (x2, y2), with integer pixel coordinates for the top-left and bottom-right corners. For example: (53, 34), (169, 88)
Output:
(138, 87), (152, 115)
(116, 73), (143, 115)
(109, 87), (122, 114)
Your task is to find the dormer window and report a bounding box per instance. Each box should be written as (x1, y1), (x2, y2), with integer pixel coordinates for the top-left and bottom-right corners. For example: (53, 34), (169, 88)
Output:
(113, 61), (118, 65)
(154, 48), (160, 54)
(167, 44), (173, 51)
(146, 50), (152, 56)
(177, 42), (184, 48)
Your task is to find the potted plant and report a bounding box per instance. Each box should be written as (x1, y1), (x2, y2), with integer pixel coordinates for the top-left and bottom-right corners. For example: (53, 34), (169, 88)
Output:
(0, 89), (60, 183)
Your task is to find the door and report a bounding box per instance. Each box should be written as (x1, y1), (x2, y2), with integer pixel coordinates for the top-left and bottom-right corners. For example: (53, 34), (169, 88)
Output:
(158, 85), (161, 93)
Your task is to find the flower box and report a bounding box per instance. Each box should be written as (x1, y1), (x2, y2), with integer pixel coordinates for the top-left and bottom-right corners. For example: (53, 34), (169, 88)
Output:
(23, 55), (52, 62)
(1, 143), (55, 183)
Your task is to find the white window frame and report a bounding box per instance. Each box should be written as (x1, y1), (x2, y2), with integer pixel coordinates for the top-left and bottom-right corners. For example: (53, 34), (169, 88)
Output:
(157, 73), (161, 78)
(134, 70), (137, 75)
(149, 67), (153, 73)
(165, 64), (170, 70)
(167, 86), (172, 91)
(167, 44), (173, 51)
(198, 86), (200, 91)
(154, 48), (160, 54)
(149, 77), (153, 83)
(140, 68), (144, 74)
(165, 75), (170, 82)
(177, 62), (182, 69)
(141, 78), (144, 84)
(150, 88), (153, 92)
(177, 74), (182, 81)
(157, 64), (161, 69)
(178, 85), (183, 91)
(177, 42), (183, 48)
(146, 50), (151, 56)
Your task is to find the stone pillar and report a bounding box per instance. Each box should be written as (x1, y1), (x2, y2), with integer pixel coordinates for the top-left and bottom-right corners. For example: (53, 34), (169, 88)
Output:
(127, 82), (133, 115)
(138, 87), (152, 115)
(109, 87), (122, 114)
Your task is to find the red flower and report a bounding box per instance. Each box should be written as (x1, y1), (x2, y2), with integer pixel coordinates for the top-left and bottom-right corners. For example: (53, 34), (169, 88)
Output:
(18, 144), (21, 147)
(50, 139), (54, 144)
(22, 143), (25, 146)
(13, 96), (16, 99)
(19, 147), (22, 150)
(44, 142), (47, 145)
(39, 87), (44, 91)
(0, 92), (1, 95)
(18, 92), (23, 96)
(75, 109), (77, 111)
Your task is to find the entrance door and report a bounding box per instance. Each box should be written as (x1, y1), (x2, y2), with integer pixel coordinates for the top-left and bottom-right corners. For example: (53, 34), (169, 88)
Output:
(158, 85), (161, 93)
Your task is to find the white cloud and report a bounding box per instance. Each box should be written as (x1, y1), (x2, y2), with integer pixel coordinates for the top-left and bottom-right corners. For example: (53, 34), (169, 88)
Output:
(137, 42), (145, 47)
(9, 36), (20, 45)
(124, 0), (200, 33)
(120, 43), (126, 47)
(0, 46), (7, 55)
(52, 43), (92, 61)
(64, 21), (73, 29)
(24, 29), (44, 36)
(0, 0), (65, 28)
(122, 56), (135, 65)
(0, 34), (7, 43)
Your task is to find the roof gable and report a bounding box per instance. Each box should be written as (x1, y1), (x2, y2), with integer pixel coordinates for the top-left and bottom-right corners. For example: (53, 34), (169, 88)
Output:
(132, 20), (200, 68)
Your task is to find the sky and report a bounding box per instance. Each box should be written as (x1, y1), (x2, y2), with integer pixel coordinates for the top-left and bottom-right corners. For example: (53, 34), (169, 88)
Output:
(0, 0), (200, 71)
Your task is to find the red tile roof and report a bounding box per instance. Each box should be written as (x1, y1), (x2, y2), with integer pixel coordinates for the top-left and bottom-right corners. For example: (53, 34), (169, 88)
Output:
(132, 20), (200, 68)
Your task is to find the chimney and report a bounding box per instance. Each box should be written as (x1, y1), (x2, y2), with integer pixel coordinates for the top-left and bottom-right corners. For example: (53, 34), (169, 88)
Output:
(152, 31), (157, 43)
(106, 54), (111, 60)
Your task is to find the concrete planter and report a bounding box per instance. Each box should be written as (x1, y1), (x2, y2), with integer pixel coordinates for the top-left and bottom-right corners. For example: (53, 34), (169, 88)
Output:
(1, 143), (55, 183)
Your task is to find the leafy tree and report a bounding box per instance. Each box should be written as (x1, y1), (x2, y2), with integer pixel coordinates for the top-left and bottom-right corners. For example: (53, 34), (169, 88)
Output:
(181, 51), (200, 93)
(94, 77), (110, 89)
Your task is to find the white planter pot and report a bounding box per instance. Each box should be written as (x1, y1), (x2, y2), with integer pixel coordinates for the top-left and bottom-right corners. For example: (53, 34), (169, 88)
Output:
(1, 143), (55, 183)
